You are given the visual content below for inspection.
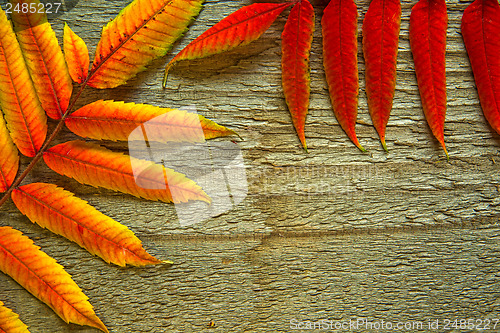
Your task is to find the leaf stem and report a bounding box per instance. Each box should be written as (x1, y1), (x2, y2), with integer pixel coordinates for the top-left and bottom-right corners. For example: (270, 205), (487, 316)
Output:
(0, 83), (88, 208)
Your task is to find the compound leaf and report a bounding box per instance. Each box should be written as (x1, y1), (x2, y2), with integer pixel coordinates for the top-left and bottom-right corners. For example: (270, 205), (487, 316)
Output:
(281, 0), (315, 151)
(88, 0), (204, 89)
(43, 140), (210, 204)
(12, 183), (163, 267)
(63, 23), (89, 84)
(322, 0), (364, 151)
(65, 100), (236, 143)
(0, 226), (108, 332)
(362, 0), (401, 150)
(462, 0), (500, 135)
(0, 7), (46, 157)
(163, 2), (292, 86)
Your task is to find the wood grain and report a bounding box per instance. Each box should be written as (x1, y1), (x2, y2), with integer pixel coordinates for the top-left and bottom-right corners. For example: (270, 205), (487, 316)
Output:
(1, 0), (499, 332)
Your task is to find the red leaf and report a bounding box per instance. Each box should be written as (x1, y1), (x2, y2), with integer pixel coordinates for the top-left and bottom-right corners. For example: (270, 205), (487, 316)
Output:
(0, 227), (108, 332)
(322, 0), (365, 151)
(362, 0), (401, 150)
(410, 0), (448, 157)
(462, 0), (500, 135)
(0, 7), (47, 157)
(163, 2), (292, 86)
(281, 0), (315, 151)
(12, 183), (163, 267)
(43, 140), (211, 204)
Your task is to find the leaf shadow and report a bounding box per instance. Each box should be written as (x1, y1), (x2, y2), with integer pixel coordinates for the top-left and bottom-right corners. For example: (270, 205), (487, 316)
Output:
(166, 38), (280, 84)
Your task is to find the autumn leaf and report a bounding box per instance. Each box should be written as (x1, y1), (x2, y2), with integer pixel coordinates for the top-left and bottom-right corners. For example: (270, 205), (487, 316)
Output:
(281, 0), (315, 151)
(0, 0), (241, 331)
(0, 226), (108, 332)
(12, 183), (163, 267)
(163, 2), (292, 86)
(0, 112), (18, 193)
(63, 23), (89, 84)
(462, 0), (500, 135)
(43, 140), (211, 204)
(0, 6), (46, 157)
(0, 300), (30, 333)
(322, 0), (365, 151)
(87, 0), (204, 89)
(65, 100), (236, 143)
(10, 0), (73, 120)
(410, 0), (448, 157)
(362, 0), (401, 151)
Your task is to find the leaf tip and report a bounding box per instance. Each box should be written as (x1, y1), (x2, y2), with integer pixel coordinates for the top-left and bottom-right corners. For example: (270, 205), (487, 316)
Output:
(302, 142), (308, 153)
(231, 130), (244, 141)
(95, 320), (109, 333)
(352, 137), (367, 152)
(162, 260), (174, 265)
(441, 142), (449, 161)
(163, 64), (173, 88)
(195, 190), (212, 205)
(202, 195), (212, 205)
(359, 145), (368, 153)
(381, 139), (388, 152)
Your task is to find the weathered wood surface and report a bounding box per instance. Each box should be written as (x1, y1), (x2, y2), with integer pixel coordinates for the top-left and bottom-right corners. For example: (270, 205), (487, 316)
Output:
(1, 0), (500, 332)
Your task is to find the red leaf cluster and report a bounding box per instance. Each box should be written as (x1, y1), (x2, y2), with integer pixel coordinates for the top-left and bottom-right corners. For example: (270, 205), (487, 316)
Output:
(164, 0), (479, 156)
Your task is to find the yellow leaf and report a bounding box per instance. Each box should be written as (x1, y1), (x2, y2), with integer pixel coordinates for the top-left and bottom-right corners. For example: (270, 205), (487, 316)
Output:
(88, 0), (204, 89)
(0, 300), (30, 333)
(12, 183), (163, 267)
(0, 6), (46, 157)
(0, 111), (18, 193)
(65, 100), (236, 142)
(10, 0), (73, 120)
(63, 23), (89, 84)
(43, 140), (211, 204)
(0, 227), (108, 332)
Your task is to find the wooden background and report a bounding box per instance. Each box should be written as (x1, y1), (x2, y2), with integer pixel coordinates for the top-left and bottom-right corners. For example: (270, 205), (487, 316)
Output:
(1, 0), (500, 332)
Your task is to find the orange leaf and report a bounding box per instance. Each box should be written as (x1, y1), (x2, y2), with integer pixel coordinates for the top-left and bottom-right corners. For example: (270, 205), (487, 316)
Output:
(10, 0), (73, 120)
(0, 112), (18, 193)
(65, 100), (236, 143)
(11, 183), (162, 267)
(63, 23), (89, 84)
(87, 0), (204, 89)
(43, 140), (210, 204)
(0, 7), (46, 157)
(163, 2), (292, 86)
(0, 226), (108, 332)
(281, 0), (315, 151)
(0, 300), (30, 333)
